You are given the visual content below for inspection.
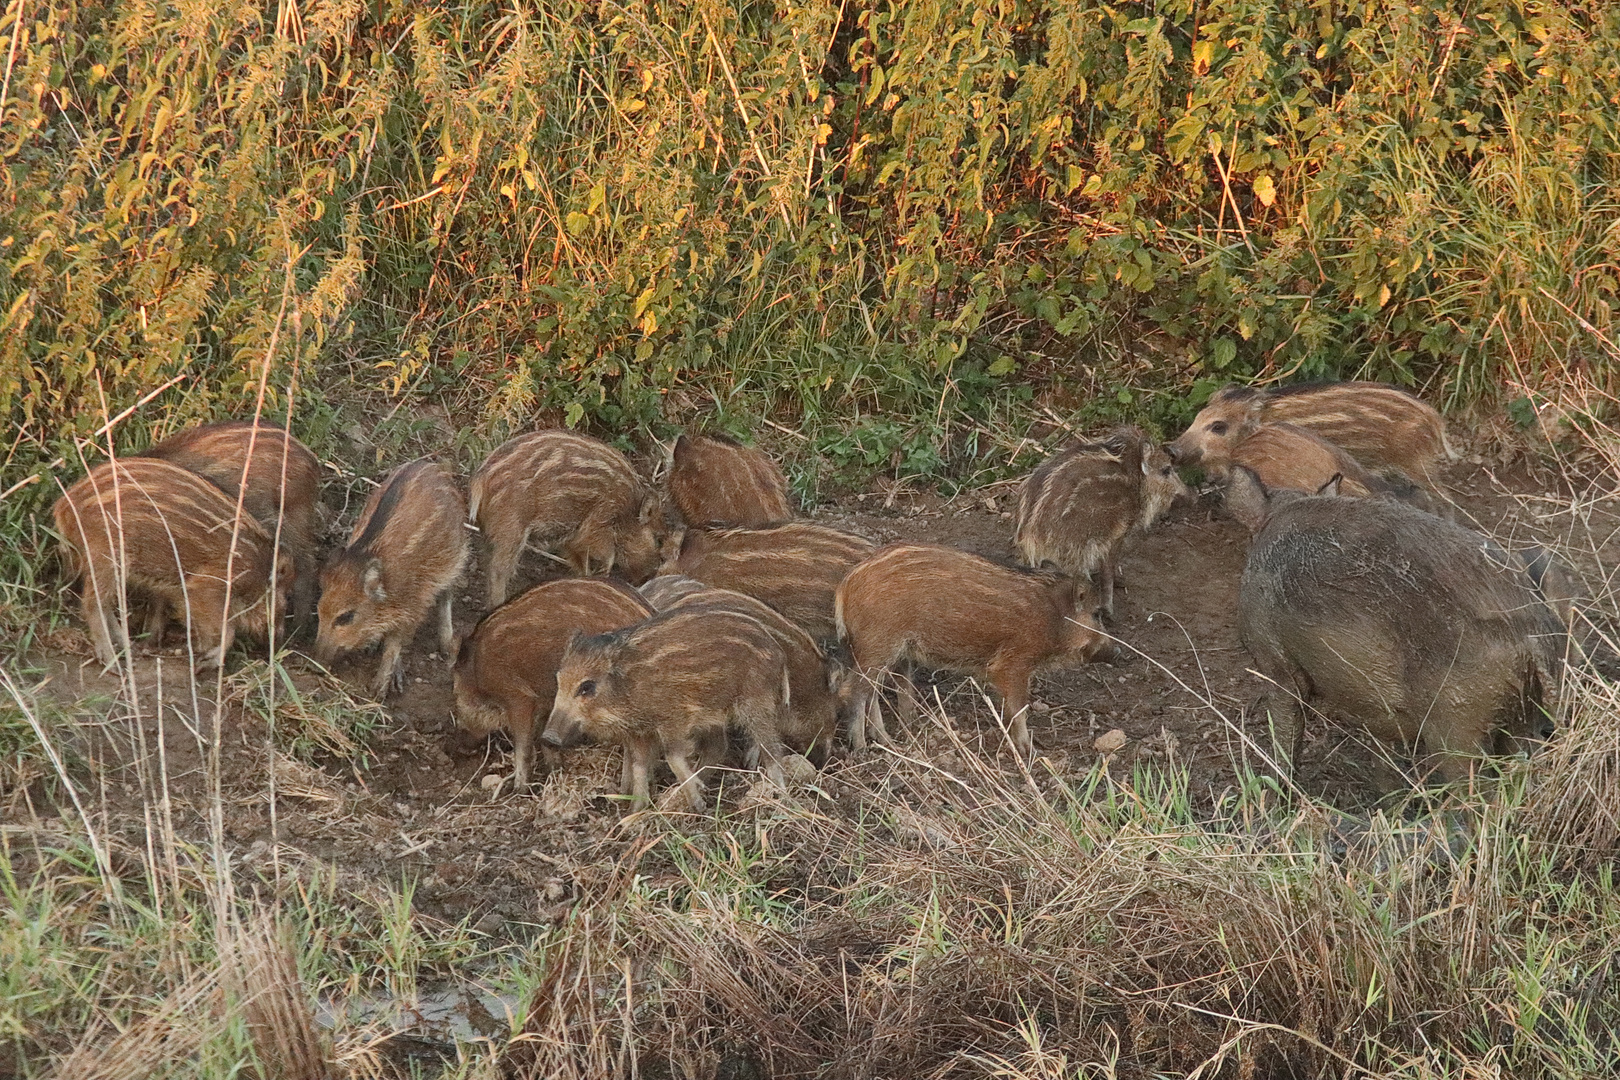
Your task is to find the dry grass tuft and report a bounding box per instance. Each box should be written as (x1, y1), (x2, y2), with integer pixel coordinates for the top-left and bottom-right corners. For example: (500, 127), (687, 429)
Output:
(220, 910), (334, 1080)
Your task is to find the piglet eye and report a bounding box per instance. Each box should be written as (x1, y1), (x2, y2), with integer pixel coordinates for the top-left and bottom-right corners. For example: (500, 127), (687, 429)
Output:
(577, 679), (597, 698)
(334, 611), (356, 627)
(1209, 421), (1229, 435)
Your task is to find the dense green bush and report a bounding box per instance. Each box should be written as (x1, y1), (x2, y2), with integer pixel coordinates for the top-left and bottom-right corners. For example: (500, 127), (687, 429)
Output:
(2, 0), (1618, 491)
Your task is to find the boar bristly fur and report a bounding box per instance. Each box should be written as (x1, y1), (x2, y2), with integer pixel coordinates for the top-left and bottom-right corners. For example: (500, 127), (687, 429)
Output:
(543, 607), (794, 811)
(453, 578), (652, 789)
(1015, 426), (1188, 620)
(668, 432), (793, 528)
(470, 431), (661, 608)
(1185, 382), (1452, 488)
(638, 574), (712, 610)
(138, 420), (321, 622)
(1237, 484), (1566, 782)
(1168, 397), (1421, 502)
(663, 585), (840, 765)
(835, 543), (1110, 760)
(53, 458), (292, 669)
(661, 521), (876, 642)
(317, 460), (468, 697)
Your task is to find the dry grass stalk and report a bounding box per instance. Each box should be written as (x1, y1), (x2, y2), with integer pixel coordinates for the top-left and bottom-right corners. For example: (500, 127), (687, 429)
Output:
(219, 909), (333, 1080)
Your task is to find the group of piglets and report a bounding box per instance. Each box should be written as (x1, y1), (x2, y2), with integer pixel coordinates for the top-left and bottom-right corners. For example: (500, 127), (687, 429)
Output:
(50, 378), (1576, 808)
(453, 431), (1122, 807)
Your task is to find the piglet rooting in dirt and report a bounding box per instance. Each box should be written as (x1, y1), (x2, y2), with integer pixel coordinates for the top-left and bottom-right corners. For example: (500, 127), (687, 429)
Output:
(660, 521), (876, 642)
(317, 459), (468, 697)
(53, 458), (293, 669)
(1168, 406), (1426, 505)
(470, 430), (661, 608)
(667, 432), (793, 528)
(138, 419), (322, 622)
(835, 542), (1112, 760)
(542, 606), (795, 811)
(1228, 468), (1567, 782)
(1178, 381), (1453, 490)
(1015, 425), (1187, 621)
(453, 578), (652, 789)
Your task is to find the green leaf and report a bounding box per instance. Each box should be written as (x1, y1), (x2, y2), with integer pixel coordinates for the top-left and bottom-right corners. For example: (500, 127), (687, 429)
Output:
(564, 401), (585, 428)
(987, 355), (1017, 377)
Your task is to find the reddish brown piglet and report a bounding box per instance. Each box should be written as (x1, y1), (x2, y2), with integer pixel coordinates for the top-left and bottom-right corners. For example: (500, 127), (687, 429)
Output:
(659, 584), (840, 765)
(138, 420), (321, 620)
(453, 578), (652, 789)
(1168, 408), (1428, 505)
(1015, 426), (1187, 621)
(835, 543), (1111, 760)
(1178, 382), (1451, 489)
(542, 607), (794, 811)
(53, 459), (293, 669)
(661, 521), (875, 642)
(470, 431), (661, 608)
(316, 460), (468, 697)
(667, 432), (793, 527)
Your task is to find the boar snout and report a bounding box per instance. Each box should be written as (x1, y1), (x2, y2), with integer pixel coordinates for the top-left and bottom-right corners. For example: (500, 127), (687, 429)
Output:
(541, 706), (588, 749)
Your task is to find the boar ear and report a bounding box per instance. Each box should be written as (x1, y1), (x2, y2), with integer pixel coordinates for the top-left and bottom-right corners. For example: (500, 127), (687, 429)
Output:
(1316, 473), (1343, 497)
(1223, 467), (1270, 534)
(638, 492), (660, 524)
(361, 558), (387, 601)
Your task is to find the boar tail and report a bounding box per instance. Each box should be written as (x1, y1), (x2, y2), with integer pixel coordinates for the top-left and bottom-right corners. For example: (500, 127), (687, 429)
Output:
(833, 589), (847, 643)
(466, 474), (484, 523)
(782, 666), (792, 709)
(1441, 427), (1462, 462)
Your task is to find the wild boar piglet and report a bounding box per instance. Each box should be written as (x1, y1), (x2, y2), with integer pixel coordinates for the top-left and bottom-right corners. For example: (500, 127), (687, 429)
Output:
(835, 542), (1111, 760)
(53, 458), (293, 669)
(317, 460), (468, 697)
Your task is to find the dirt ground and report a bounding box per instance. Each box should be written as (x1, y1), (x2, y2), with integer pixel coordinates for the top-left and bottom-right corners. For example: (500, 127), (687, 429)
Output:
(13, 452), (1620, 938)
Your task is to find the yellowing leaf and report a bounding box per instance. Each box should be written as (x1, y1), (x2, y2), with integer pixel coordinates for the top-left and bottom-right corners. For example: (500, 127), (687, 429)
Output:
(1253, 173), (1276, 207)
(1378, 284), (1392, 308)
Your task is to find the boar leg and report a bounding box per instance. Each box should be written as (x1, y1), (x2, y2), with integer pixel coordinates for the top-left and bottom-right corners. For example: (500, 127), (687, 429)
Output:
(893, 665), (921, 727)
(372, 635), (406, 697)
(436, 590), (456, 658)
(623, 739), (654, 809)
(81, 588), (127, 670)
(291, 551), (318, 631)
(663, 736), (711, 812)
(1098, 562), (1116, 623)
(988, 662), (1035, 760)
(510, 705), (536, 789)
(484, 524), (527, 609)
(141, 597), (170, 646)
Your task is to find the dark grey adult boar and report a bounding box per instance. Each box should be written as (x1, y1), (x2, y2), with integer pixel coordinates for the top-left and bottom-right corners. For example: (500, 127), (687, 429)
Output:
(1232, 471), (1566, 781)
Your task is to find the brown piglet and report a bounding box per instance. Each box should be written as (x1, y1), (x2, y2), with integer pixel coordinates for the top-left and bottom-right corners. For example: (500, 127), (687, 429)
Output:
(138, 420), (321, 621)
(453, 578), (652, 789)
(470, 431), (661, 608)
(542, 607), (794, 811)
(654, 583), (840, 765)
(316, 460), (468, 697)
(667, 432), (793, 527)
(835, 543), (1111, 759)
(660, 521), (876, 642)
(1169, 414), (1420, 502)
(53, 459), (293, 669)
(1181, 382), (1451, 488)
(1015, 426), (1187, 620)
